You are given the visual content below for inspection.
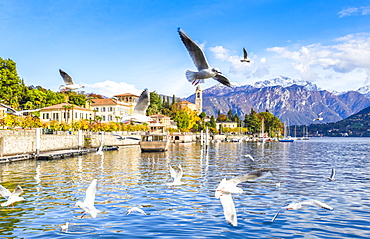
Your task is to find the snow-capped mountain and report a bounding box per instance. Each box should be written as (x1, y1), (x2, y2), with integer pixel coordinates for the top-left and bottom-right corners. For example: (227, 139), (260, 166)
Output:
(357, 85), (370, 98)
(253, 76), (320, 91)
(186, 76), (370, 125)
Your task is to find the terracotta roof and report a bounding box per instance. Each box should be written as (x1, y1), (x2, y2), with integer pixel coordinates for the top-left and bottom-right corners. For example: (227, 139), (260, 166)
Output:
(149, 114), (170, 118)
(41, 103), (92, 112)
(91, 98), (117, 105)
(114, 93), (139, 97)
(180, 101), (195, 105)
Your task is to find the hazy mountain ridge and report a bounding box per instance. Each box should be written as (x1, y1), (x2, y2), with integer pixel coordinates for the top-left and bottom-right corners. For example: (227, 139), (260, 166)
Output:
(186, 77), (370, 125)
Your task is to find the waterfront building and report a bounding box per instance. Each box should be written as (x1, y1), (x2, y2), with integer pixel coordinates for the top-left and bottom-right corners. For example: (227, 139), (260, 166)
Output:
(39, 103), (93, 123)
(148, 114), (177, 133)
(90, 98), (132, 123)
(216, 121), (238, 129)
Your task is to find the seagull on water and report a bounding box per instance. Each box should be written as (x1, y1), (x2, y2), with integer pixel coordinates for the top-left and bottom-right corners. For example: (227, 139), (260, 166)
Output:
(271, 199), (333, 222)
(126, 207), (147, 215)
(215, 170), (271, 226)
(168, 164), (184, 186)
(75, 179), (100, 218)
(59, 69), (84, 92)
(121, 89), (153, 124)
(240, 48), (251, 63)
(326, 168), (336, 181)
(60, 222), (69, 232)
(0, 184), (25, 207)
(177, 28), (232, 88)
(244, 154), (254, 161)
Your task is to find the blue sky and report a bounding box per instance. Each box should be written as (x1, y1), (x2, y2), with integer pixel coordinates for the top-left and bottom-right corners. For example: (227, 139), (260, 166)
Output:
(1, 0), (370, 97)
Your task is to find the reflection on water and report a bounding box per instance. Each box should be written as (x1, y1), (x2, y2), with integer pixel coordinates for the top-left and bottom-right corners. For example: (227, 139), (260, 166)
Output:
(0, 138), (369, 238)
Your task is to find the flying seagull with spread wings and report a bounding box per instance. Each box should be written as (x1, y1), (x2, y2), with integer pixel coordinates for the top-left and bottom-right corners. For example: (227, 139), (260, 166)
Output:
(177, 28), (232, 88)
(0, 184), (25, 207)
(215, 170), (271, 226)
(59, 69), (84, 92)
(121, 89), (153, 123)
(75, 179), (100, 218)
(240, 48), (251, 63)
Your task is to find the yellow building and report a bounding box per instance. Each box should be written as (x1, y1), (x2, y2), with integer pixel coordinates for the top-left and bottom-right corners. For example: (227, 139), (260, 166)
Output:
(148, 114), (177, 133)
(39, 103), (93, 123)
(90, 98), (131, 123)
(179, 101), (197, 112)
(216, 121), (238, 128)
(113, 93), (139, 115)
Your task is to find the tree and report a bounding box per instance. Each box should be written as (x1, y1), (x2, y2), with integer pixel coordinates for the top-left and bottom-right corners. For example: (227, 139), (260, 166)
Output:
(227, 109), (234, 121)
(146, 91), (162, 115)
(217, 114), (228, 122)
(0, 58), (25, 108)
(173, 110), (189, 130)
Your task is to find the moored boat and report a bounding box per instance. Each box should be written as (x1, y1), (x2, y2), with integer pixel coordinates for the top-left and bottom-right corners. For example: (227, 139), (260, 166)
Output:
(140, 134), (170, 152)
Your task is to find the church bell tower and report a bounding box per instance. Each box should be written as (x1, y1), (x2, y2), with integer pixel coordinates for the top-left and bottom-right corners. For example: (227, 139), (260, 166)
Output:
(195, 85), (202, 114)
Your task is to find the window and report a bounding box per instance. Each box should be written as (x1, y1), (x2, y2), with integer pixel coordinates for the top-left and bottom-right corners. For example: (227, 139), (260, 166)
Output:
(102, 116), (106, 121)
(102, 107), (106, 112)
(94, 107), (99, 112)
(108, 107), (113, 112)
(52, 113), (59, 120)
(108, 115), (113, 121)
(43, 113), (49, 119)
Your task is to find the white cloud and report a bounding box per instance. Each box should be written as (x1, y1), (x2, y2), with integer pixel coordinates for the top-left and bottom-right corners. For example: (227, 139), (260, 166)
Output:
(267, 33), (370, 86)
(338, 6), (370, 17)
(83, 80), (141, 97)
(209, 45), (270, 79)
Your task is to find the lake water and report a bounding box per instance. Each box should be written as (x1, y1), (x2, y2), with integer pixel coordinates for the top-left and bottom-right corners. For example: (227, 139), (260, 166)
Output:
(0, 137), (369, 238)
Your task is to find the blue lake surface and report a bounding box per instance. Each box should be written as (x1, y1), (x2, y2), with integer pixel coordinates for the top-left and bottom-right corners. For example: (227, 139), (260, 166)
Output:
(0, 137), (369, 238)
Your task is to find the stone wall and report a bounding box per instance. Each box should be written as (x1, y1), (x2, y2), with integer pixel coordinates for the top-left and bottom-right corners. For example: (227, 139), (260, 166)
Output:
(0, 130), (141, 156)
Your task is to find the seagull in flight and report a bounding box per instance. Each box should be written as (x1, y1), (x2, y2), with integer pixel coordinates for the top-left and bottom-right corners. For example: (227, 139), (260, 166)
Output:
(177, 28), (232, 88)
(244, 154), (254, 161)
(313, 112), (324, 121)
(271, 199), (333, 222)
(0, 184), (25, 207)
(94, 144), (104, 156)
(0, 103), (40, 116)
(59, 69), (84, 92)
(168, 164), (184, 186)
(215, 170), (271, 226)
(126, 207), (147, 215)
(240, 48), (251, 63)
(112, 134), (141, 141)
(326, 168), (336, 181)
(75, 179), (100, 218)
(121, 89), (153, 124)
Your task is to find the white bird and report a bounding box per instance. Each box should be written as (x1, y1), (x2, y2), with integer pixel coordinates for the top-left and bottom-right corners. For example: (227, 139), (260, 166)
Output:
(168, 164), (184, 185)
(75, 179), (100, 218)
(313, 112), (324, 121)
(126, 207), (147, 215)
(178, 28), (232, 88)
(244, 154), (254, 161)
(271, 199), (333, 222)
(326, 168), (336, 181)
(0, 103), (40, 116)
(215, 170), (271, 226)
(60, 222), (69, 232)
(94, 144), (104, 156)
(0, 185), (25, 207)
(240, 48), (251, 63)
(59, 69), (84, 92)
(121, 89), (153, 123)
(112, 134), (141, 141)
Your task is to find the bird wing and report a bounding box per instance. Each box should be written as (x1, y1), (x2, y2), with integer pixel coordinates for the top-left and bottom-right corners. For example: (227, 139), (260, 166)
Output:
(59, 69), (75, 85)
(213, 74), (232, 88)
(330, 168), (336, 179)
(302, 199), (333, 210)
(178, 28), (210, 71)
(243, 48), (248, 59)
(219, 194), (237, 226)
(0, 185), (11, 198)
(133, 89), (150, 115)
(229, 170), (271, 185)
(271, 208), (282, 222)
(169, 165), (177, 180)
(12, 185), (23, 197)
(84, 179), (97, 207)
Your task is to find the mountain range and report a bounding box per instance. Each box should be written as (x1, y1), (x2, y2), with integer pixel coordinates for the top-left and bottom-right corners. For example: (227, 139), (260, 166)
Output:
(186, 76), (370, 126)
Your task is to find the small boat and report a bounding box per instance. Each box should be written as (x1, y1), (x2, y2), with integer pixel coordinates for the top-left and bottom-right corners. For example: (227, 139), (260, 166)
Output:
(140, 134), (170, 152)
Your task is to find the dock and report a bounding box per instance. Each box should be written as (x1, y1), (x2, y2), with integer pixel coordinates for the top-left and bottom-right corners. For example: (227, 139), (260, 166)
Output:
(37, 149), (92, 160)
(0, 154), (31, 164)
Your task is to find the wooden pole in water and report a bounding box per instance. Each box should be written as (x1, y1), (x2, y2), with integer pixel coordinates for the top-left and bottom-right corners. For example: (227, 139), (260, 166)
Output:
(200, 130), (204, 148)
(78, 130), (83, 150)
(205, 127), (209, 151)
(35, 128), (41, 156)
